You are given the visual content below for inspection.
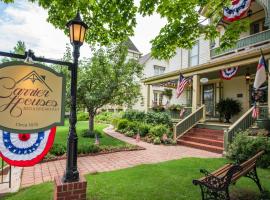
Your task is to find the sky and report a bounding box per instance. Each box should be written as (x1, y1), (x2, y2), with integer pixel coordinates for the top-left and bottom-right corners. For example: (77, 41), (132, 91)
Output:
(0, 0), (166, 60)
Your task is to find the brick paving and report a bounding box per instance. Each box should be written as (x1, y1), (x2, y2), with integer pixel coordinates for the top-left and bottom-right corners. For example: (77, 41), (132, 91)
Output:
(20, 126), (221, 188)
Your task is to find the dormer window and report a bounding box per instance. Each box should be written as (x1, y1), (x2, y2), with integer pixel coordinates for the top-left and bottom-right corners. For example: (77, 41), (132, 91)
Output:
(154, 65), (165, 76)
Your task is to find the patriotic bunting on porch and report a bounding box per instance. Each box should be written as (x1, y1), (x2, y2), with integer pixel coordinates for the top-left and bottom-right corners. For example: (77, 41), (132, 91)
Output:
(252, 105), (259, 119)
(223, 0), (252, 22)
(220, 67), (238, 80)
(0, 128), (56, 167)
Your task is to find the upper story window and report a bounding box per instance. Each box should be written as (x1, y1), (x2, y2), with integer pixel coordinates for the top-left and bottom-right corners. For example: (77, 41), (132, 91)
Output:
(250, 18), (267, 35)
(189, 41), (199, 67)
(154, 65), (165, 76)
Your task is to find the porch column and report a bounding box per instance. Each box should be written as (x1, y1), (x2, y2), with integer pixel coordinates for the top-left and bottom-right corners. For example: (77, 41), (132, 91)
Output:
(146, 84), (151, 112)
(192, 74), (200, 112)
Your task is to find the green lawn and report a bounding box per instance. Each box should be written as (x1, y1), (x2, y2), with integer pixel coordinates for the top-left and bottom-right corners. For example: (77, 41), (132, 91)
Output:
(4, 158), (270, 200)
(54, 120), (125, 147)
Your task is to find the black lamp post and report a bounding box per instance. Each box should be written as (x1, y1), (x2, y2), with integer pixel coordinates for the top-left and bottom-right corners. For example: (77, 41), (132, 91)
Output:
(64, 12), (88, 182)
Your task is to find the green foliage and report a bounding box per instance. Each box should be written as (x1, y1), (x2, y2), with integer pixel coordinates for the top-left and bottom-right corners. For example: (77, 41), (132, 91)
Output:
(78, 144), (101, 154)
(124, 130), (136, 137)
(77, 44), (143, 131)
(126, 121), (138, 133)
(163, 138), (177, 145)
(151, 105), (165, 112)
(145, 112), (172, 127)
(122, 110), (146, 122)
(117, 119), (129, 131)
(216, 98), (242, 119)
(150, 125), (169, 138)
(77, 112), (89, 121)
(82, 129), (103, 138)
(162, 89), (173, 100)
(227, 131), (270, 168)
(112, 118), (121, 127)
(95, 112), (114, 123)
(153, 137), (161, 145)
(138, 123), (152, 137)
(49, 143), (66, 156)
(168, 104), (182, 111)
(2, 40), (26, 62)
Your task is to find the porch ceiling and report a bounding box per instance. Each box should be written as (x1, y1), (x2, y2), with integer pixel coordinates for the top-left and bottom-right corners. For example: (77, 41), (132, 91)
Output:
(143, 44), (270, 85)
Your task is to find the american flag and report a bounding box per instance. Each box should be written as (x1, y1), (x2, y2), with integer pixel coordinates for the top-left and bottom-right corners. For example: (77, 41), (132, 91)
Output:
(179, 107), (186, 118)
(252, 105), (259, 119)
(176, 74), (192, 98)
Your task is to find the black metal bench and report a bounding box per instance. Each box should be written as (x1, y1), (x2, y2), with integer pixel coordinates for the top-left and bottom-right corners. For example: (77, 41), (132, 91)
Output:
(193, 151), (264, 200)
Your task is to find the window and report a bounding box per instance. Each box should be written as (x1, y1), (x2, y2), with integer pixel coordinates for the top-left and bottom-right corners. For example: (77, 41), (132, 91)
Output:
(189, 41), (199, 67)
(153, 92), (158, 105)
(154, 65), (165, 76)
(250, 18), (268, 35)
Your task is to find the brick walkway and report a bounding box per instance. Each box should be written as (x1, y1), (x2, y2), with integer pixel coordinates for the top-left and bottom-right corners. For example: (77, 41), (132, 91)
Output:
(20, 126), (221, 188)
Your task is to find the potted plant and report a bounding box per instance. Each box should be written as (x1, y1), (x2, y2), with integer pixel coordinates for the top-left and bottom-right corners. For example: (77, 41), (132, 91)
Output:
(162, 89), (173, 106)
(216, 98), (242, 123)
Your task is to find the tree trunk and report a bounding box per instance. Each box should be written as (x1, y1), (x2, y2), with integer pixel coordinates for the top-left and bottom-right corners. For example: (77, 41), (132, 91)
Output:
(88, 111), (95, 135)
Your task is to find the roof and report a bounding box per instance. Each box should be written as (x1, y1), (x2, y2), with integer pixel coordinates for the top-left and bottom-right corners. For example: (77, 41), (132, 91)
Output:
(125, 38), (141, 53)
(139, 53), (151, 64)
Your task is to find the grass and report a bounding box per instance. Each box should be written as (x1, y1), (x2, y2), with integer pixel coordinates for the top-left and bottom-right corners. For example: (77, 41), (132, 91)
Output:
(54, 120), (125, 147)
(3, 158), (270, 200)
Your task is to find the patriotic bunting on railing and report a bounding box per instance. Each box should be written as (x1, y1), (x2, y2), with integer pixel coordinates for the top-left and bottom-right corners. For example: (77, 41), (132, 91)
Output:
(220, 67), (238, 80)
(223, 0), (252, 22)
(0, 128), (56, 167)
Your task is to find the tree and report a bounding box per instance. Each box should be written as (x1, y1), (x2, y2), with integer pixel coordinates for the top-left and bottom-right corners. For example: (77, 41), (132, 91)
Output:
(77, 44), (143, 134)
(2, 0), (250, 59)
(1, 40), (26, 62)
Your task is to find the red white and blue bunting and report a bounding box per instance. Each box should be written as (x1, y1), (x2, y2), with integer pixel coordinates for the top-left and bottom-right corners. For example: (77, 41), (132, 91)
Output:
(220, 67), (239, 80)
(223, 0), (252, 22)
(0, 128), (56, 167)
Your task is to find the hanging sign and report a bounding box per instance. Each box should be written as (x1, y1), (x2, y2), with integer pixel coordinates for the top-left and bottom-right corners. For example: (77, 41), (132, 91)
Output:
(220, 67), (238, 80)
(0, 127), (56, 167)
(223, 0), (252, 22)
(0, 62), (65, 133)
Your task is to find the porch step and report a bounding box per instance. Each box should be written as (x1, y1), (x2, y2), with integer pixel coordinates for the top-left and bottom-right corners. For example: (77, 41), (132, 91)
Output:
(177, 127), (224, 154)
(181, 136), (223, 148)
(177, 140), (224, 154)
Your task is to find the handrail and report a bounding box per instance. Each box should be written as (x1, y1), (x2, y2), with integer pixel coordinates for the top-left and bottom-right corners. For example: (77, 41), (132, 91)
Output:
(224, 107), (255, 152)
(173, 105), (205, 140)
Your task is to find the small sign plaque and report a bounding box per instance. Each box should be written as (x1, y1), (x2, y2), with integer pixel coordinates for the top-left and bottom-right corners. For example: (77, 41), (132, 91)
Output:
(0, 62), (65, 133)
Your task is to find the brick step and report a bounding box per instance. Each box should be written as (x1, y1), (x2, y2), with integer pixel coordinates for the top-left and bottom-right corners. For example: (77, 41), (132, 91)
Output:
(188, 132), (224, 141)
(190, 128), (224, 134)
(182, 136), (223, 148)
(177, 140), (224, 154)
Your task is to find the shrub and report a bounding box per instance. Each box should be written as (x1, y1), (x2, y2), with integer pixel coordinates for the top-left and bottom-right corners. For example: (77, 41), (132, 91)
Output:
(117, 119), (129, 131)
(82, 129), (103, 138)
(95, 111), (115, 123)
(227, 131), (270, 168)
(153, 137), (161, 145)
(50, 143), (66, 156)
(112, 118), (120, 127)
(150, 125), (169, 138)
(145, 112), (172, 127)
(77, 112), (89, 121)
(124, 130), (136, 137)
(126, 121), (138, 133)
(122, 110), (146, 122)
(163, 138), (176, 145)
(138, 123), (152, 137)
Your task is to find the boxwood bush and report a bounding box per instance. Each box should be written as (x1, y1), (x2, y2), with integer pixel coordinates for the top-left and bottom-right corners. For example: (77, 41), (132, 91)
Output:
(117, 119), (129, 131)
(122, 110), (146, 122)
(227, 131), (270, 168)
(145, 112), (172, 127)
(138, 123), (152, 137)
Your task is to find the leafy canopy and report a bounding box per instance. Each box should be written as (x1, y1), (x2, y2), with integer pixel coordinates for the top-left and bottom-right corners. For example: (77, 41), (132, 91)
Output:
(2, 0), (250, 59)
(77, 44), (143, 114)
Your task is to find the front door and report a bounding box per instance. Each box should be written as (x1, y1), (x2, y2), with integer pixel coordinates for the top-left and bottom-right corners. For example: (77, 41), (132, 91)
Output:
(203, 84), (215, 117)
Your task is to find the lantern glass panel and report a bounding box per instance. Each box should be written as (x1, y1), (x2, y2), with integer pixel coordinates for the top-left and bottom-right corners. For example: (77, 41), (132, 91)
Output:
(73, 24), (82, 42)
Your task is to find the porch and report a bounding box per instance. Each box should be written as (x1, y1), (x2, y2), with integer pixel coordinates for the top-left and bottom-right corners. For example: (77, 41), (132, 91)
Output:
(143, 45), (270, 153)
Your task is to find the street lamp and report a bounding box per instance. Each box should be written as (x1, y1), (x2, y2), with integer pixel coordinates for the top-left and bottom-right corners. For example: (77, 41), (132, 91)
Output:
(63, 12), (88, 182)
